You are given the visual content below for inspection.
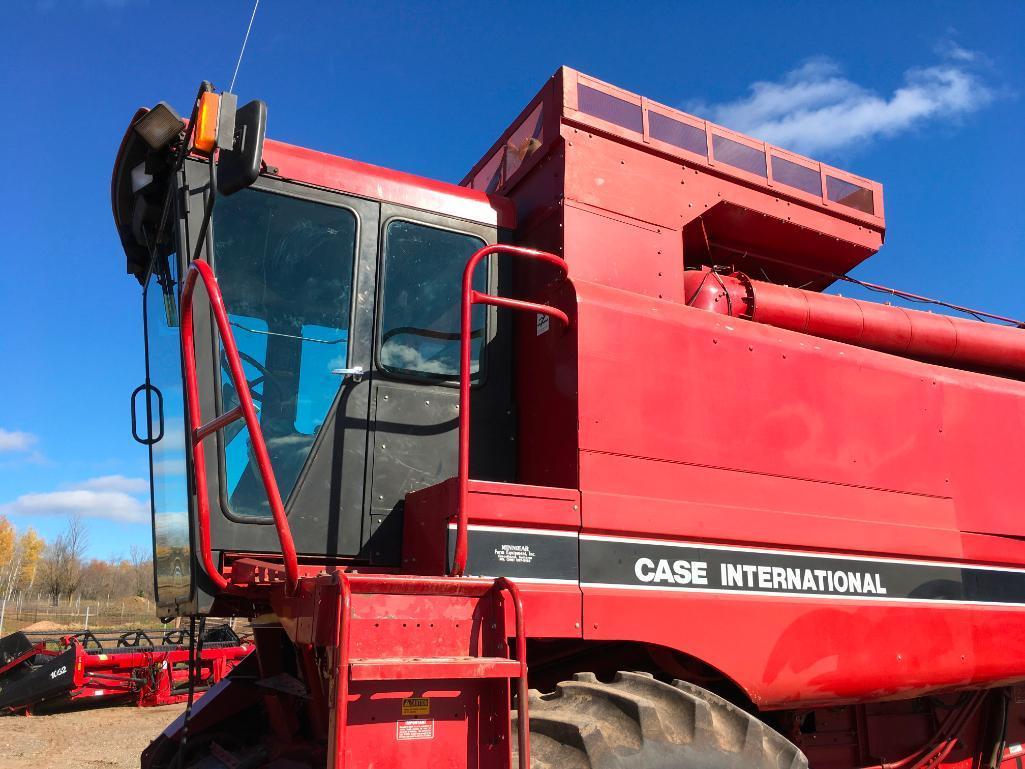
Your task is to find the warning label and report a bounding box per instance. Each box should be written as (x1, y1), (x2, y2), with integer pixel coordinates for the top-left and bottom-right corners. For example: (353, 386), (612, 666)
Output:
(397, 719), (435, 741)
(401, 697), (430, 716)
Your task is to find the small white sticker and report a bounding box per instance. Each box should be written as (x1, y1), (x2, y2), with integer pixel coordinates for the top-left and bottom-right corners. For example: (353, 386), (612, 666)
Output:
(397, 718), (435, 741)
(1009, 743), (1023, 756)
(536, 313), (550, 336)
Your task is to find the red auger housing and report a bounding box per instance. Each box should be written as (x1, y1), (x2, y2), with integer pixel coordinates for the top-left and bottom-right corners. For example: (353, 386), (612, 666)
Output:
(685, 269), (1025, 377)
(111, 69), (1025, 769)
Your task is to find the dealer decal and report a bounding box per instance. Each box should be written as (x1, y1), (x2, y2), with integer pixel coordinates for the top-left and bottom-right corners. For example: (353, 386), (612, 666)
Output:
(447, 524), (578, 583)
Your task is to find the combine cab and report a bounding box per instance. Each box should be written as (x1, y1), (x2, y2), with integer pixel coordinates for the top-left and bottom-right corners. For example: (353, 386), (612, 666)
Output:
(110, 70), (1025, 768)
(0, 625), (249, 714)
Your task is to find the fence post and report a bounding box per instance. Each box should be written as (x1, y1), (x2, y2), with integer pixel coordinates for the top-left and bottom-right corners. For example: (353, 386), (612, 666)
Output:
(84, 605), (90, 630)
(0, 598), (6, 638)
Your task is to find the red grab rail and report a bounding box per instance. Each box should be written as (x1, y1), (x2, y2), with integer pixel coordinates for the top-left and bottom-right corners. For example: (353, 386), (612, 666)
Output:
(452, 245), (570, 577)
(180, 259), (300, 595)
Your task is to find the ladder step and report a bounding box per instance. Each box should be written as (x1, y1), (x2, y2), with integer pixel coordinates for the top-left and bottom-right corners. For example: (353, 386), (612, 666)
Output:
(349, 656), (521, 681)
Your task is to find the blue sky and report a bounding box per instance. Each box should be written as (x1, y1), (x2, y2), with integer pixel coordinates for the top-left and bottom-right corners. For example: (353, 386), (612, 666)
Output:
(0, 1), (1022, 560)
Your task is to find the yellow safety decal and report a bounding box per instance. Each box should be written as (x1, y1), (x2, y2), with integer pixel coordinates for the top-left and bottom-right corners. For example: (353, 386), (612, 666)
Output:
(401, 697), (430, 716)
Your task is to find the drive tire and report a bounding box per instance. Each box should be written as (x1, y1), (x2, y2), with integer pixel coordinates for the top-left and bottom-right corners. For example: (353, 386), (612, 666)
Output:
(513, 671), (807, 769)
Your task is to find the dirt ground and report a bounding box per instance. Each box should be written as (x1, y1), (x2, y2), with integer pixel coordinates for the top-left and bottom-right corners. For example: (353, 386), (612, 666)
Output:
(0, 704), (183, 769)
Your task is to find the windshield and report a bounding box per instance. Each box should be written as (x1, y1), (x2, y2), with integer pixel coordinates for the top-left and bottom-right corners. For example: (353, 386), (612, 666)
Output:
(212, 188), (358, 518)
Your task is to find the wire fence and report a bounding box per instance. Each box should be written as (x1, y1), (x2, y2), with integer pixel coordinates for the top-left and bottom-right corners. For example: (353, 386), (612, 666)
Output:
(0, 594), (166, 636)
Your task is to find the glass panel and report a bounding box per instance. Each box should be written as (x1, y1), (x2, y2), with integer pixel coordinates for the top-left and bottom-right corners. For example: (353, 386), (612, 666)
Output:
(577, 83), (643, 133)
(772, 156), (822, 196)
(221, 313), (267, 497)
(295, 323), (349, 435)
(213, 188), (358, 518)
(648, 111), (707, 156)
(712, 134), (766, 177)
(145, 255), (191, 606)
(826, 176), (875, 214)
(473, 147), (504, 193)
(504, 103), (544, 180)
(380, 220), (486, 379)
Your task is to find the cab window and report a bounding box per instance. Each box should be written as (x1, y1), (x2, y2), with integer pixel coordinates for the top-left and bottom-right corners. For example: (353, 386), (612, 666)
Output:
(379, 220), (486, 380)
(213, 188), (358, 518)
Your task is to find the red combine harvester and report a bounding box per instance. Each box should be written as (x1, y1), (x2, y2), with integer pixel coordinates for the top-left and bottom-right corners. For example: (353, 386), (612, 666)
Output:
(0, 625), (249, 714)
(110, 68), (1025, 768)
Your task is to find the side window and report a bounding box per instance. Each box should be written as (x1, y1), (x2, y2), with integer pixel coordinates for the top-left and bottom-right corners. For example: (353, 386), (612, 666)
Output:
(144, 255), (191, 606)
(213, 188), (358, 518)
(379, 220), (487, 379)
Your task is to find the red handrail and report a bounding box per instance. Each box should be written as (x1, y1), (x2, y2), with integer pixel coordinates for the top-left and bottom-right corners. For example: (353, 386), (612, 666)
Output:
(180, 259), (300, 595)
(452, 245), (570, 577)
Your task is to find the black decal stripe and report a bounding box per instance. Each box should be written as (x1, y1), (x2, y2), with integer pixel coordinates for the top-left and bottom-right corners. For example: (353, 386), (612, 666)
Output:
(580, 536), (1025, 605)
(445, 526), (1025, 606)
(447, 525), (579, 582)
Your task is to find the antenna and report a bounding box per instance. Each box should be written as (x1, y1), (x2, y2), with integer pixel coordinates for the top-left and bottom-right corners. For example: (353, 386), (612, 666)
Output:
(229, 0), (261, 93)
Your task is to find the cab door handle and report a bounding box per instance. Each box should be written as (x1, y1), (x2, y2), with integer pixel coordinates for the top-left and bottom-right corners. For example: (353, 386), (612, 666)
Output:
(331, 366), (365, 382)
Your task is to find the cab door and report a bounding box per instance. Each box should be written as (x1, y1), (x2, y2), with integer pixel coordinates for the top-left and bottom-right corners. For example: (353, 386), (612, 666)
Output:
(183, 163), (379, 566)
(362, 205), (515, 564)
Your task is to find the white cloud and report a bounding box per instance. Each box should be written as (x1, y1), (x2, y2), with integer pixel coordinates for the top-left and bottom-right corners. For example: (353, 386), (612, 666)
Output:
(153, 458), (186, 477)
(71, 475), (149, 494)
(0, 428), (38, 453)
(381, 342), (457, 375)
(694, 50), (993, 156)
(935, 39), (978, 63)
(0, 474), (151, 524)
(0, 489), (147, 524)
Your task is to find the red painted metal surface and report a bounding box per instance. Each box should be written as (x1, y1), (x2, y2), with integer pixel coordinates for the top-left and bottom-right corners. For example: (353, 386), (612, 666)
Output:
(262, 138), (516, 229)
(319, 572), (528, 769)
(684, 267), (1025, 377)
(329, 572), (352, 769)
(180, 259), (299, 594)
(453, 244), (570, 577)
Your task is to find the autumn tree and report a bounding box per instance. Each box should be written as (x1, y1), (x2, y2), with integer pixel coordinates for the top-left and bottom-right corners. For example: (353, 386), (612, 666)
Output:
(17, 528), (43, 591)
(0, 516), (17, 602)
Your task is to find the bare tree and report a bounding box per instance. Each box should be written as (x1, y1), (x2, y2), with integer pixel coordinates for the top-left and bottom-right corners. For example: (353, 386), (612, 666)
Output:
(42, 515), (88, 605)
(128, 544), (149, 597)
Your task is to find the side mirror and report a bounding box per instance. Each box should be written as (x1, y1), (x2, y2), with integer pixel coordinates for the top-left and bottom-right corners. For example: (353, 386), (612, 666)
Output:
(217, 98), (267, 196)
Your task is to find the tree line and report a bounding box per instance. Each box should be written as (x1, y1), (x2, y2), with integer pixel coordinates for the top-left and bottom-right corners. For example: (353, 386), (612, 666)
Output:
(0, 514), (153, 608)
